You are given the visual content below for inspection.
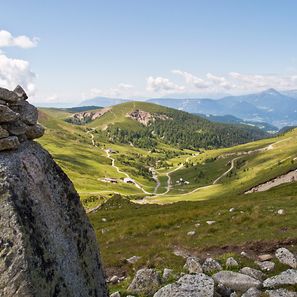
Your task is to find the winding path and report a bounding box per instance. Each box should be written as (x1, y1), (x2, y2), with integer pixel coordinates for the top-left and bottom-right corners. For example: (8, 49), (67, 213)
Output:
(212, 156), (242, 184)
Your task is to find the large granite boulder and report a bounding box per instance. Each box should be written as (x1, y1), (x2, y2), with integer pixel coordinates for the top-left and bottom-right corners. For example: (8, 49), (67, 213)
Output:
(0, 141), (108, 296)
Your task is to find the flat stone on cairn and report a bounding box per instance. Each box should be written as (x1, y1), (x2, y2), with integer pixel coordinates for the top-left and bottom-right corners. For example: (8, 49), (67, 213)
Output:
(0, 86), (44, 151)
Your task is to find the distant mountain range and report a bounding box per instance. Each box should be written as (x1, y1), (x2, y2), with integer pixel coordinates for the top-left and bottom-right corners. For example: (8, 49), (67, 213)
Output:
(80, 89), (297, 128)
(196, 114), (278, 133)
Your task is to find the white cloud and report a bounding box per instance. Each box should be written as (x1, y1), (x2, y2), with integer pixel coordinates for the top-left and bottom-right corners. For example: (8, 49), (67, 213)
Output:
(172, 70), (297, 93)
(0, 53), (36, 95)
(146, 76), (185, 93)
(172, 70), (209, 89)
(0, 30), (39, 49)
(88, 83), (137, 98)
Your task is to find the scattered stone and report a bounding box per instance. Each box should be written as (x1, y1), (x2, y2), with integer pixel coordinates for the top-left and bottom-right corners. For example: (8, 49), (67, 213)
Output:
(187, 231), (196, 236)
(0, 126), (9, 138)
(239, 267), (266, 281)
(109, 275), (119, 284)
(25, 124), (45, 139)
(241, 251), (249, 258)
(258, 254), (273, 261)
(212, 271), (262, 292)
(263, 269), (297, 288)
(0, 136), (20, 151)
(162, 268), (173, 281)
(275, 248), (297, 268)
(277, 209), (285, 215)
(255, 260), (275, 272)
(195, 223), (201, 228)
(110, 292), (121, 297)
(202, 257), (223, 274)
(226, 257), (239, 268)
(13, 85), (28, 100)
(128, 268), (161, 296)
(184, 257), (203, 274)
(241, 287), (262, 297)
(265, 288), (297, 297)
(206, 221), (216, 225)
(229, 208), (236, 212)
(126, 255), (141, 264)
(102, 218), (107, 222)
(153, 273), (214, 297)
(0, 104), (19, 123)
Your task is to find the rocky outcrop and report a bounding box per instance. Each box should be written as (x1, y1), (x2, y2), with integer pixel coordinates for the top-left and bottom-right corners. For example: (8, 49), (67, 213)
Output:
(0, 86), (44, 152)
(0, 89), (108, 296)
(127, 110), (171, 126)
(66, 108), (111, 125)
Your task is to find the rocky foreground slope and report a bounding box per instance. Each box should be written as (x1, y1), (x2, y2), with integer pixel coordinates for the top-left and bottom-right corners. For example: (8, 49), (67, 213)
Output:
(0, 87), (108, 296)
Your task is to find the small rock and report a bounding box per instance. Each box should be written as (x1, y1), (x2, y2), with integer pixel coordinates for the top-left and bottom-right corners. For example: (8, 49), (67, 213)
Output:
(241, 287), (262, 297)
(184, 257), (203, 274)
(162, 268), (173, 281)
(109, 275), (119, 284)
(241, 251), (249, 258)
(13, 85), (28, 100)
(0, 136), (20, 151)
(25, 124), (45, 139)
(258, 254), (273, 261)
(0, 104), (19, 123)
(3, 120), (27, 136)
(265, 288), (297, 297)
(275, 247), (297, 268)
(128, 268), (161, 296)
(126, 256), (141, 264)
(277, 209), (285, 215)
(206, 221), (216, 225)
(212, 271), (262, 292)
(0, 87), (19, 102)
(239, 267), (265, 281)
(187, 231), (196, 236)
(216, 283), (234, 296)
(226, 257), (239, 268)
(153, 273), (214, 297)
(202, 258), (223, 274)
(229, 208), (235, 212)
(195, 223), (201, 228)
(263, 269), (297, 288)
(255, 260), (275, 272)
(102, 218), (107, 222)
(0, 126), (9, 138)
(110, 292), (121, 297)
(10, 101), (38, 125)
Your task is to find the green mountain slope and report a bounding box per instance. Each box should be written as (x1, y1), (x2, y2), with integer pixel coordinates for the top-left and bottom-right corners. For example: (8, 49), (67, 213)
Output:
(68, 101), (268, 149)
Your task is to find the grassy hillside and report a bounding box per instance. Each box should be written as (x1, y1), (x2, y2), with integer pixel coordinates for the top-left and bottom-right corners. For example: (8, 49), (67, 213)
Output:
(37, 104), (297, 295)
(83, 101), (268, 149)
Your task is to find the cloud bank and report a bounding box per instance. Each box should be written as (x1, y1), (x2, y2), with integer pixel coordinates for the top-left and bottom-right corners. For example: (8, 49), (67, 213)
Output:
(0, 30), (38, 95)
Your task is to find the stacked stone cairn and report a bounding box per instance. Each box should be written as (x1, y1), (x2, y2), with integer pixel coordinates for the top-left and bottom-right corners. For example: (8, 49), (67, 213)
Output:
(0, 86), (44, 151)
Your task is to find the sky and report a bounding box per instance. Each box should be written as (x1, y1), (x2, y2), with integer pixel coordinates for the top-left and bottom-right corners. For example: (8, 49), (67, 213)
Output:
(1, 0), (297, 106)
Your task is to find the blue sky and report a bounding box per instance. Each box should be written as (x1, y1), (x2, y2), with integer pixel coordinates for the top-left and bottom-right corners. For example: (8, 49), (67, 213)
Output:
(1, 0), (297, 106)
